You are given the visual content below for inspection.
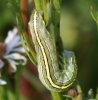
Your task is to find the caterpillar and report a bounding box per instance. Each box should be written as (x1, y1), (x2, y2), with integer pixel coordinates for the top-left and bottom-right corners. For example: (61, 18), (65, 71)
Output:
(28, 10), (77, 92)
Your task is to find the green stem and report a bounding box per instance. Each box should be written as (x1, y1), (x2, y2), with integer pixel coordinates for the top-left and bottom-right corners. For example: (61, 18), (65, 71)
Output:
(33, 0), (42, 10)
(53, 0), (61, 11)
(76, 80), (82, 93)
(2, 85), (8, 100)
(41, 0), (48, 23)
(16, 12), (37, 66)
(48, 1), (63, 99)
(51, 91), (63, 100)
(15, 69), (21, 100)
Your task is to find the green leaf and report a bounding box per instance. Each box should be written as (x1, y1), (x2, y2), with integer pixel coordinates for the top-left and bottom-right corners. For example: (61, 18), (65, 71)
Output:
(90, 6), (98, 24)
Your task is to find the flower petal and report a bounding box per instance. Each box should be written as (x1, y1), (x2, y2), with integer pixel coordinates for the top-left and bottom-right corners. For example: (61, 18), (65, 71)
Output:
(0, 73), (7, 85)
(4, 53), (27, 64)
(5, 36), (22, 54)
(4, 53), (27, 72)
(7, 59), (18, 72)
(11, 47), (25, 53)
(0, 79), (7, 85)
(5, 28), (18, 44)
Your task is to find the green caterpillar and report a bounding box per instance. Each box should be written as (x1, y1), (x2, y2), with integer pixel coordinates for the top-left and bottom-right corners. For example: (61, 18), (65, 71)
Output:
(28, 11), (77, 92)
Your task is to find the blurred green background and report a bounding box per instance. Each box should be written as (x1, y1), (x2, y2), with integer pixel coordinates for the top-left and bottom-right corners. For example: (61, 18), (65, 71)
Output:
(61, 0), (98, 95)
(0, 1), (16, 41)
(0, 0), (98, 99)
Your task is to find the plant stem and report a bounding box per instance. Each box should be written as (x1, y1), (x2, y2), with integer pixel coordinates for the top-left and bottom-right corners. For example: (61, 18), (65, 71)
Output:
(51, 91), (63, 100)
(16, 12), (37, 65)
(76, 80), (82, 93)
(15, 68), (21, 100)
(33, 0), (42, 10)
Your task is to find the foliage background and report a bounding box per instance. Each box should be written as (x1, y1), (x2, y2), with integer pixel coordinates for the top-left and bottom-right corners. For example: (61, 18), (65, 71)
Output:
(0, 0), (98, 100)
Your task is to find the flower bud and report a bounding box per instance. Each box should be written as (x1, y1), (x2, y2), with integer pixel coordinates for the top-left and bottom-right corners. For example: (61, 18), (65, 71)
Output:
(68, 87), (78, 98)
